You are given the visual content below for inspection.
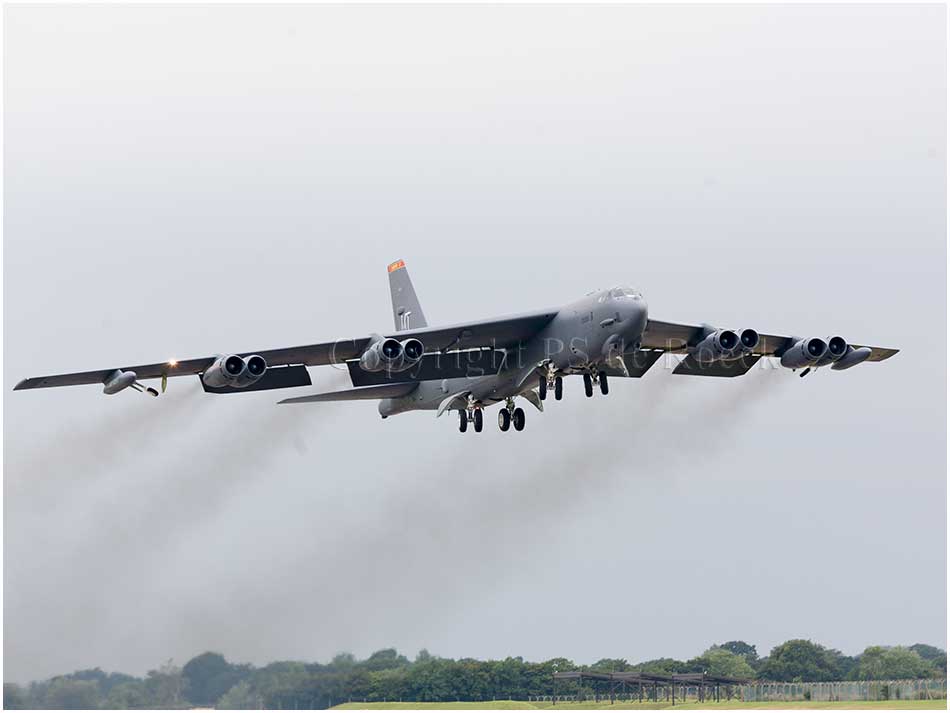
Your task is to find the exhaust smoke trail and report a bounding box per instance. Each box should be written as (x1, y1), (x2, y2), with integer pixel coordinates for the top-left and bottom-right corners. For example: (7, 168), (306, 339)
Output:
(5, 380), (210, 504)
(199, 366), (795, 657)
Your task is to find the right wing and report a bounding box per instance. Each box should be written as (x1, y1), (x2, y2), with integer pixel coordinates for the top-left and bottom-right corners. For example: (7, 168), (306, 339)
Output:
(640, 319), (899, 361)
(14, 310), (559, 391)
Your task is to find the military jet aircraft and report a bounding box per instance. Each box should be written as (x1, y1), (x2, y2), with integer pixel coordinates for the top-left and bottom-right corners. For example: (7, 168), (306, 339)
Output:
(15, 260), (898, 433)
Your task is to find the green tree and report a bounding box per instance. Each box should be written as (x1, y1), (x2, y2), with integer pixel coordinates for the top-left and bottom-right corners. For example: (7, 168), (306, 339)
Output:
(365, 648), (410, 671)
(3, 683), (30, 709)
(103, 680), (148, 709)
(217, 680), (260, 709)
(714, 641), (759, 667)
(183, 652), (244, 706)
(145, 660), (186, 707)
(589, 658), (630, 672)
(858, 646), (935, 680)
(909, 644), (946, 675)
(329, 652), (357, 671)
(631, 657), (693, 675)
(758, 639), (847, 682)
(43, 679), (100, 709)
(692, 647), (756, 679)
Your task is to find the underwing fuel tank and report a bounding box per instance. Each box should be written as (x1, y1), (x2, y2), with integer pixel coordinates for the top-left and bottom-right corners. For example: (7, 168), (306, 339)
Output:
(102, 369), (137, 395)
(831, 346), (872, 371)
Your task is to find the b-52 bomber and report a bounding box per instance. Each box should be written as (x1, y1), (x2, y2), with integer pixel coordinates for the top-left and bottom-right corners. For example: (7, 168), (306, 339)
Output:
(15, 260), (898, 433)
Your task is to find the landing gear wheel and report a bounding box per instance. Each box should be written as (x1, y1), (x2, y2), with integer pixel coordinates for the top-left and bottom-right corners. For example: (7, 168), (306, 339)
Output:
(473, 409), (483, 432)
(459, 411), (468, 433)
(554, 376), (563, 401)
(512, 407), (526, 432)
(498, 409), (511, 432)
(538, 375), (547, 401)
(599, 371), (609, 395)
(584, 373), (594, 397)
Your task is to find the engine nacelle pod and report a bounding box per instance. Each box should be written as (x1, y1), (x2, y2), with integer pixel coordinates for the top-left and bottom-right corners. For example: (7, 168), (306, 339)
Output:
(401, 338), (424, 364)
(831, 346), (872, 371)
(780, 338), (828, 369)
(815, 336), (849, 367)
(693, 329), (740, 363)
(103, 369), (137, 395)
(737, 329), (760, 353)
(233, 354), (267, 387)
(359, 338), (404, 372)
(202, 354), (247, 388)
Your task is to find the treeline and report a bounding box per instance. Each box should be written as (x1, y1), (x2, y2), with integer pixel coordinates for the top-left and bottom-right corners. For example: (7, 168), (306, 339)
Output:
(4, 640), (946, 709)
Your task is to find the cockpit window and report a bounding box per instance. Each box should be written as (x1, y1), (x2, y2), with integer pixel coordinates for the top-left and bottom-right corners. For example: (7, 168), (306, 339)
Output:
(610, 286), (642, 299)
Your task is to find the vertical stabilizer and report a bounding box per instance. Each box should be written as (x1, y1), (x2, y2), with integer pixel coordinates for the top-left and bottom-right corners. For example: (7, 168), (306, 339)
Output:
(387, 259), (428, 331)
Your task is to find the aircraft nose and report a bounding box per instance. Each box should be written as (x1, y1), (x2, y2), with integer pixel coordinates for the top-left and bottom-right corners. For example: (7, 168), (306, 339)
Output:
(624, 298), (648, 340)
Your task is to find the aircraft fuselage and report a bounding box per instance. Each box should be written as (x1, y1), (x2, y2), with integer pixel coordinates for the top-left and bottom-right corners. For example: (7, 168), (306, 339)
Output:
(379, 287), (648, 418)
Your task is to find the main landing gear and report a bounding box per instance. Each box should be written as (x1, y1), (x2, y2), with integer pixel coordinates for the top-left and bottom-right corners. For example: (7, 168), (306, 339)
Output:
(459, 397), (485, 433)
(539, 364), (563, 402)
(583, 371), (609, 397)
(498, 398), (526, 433)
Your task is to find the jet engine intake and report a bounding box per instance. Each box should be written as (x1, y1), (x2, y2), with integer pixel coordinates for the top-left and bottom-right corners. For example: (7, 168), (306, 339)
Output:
(814, 336), (849, 367)
(826, 336), (848, 360)
(780, 337), (828, 369)
(738, 328), (760, 353)
(235, 354), (267, 387)
(401, 338), (424, 364)
(359, 337), (405, 372)
(693, 329), (740, 363)
(202, 354), (248, 388)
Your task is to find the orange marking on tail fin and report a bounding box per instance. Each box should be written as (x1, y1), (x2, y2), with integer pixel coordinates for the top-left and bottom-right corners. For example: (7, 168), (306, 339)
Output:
(388, 259), (406, 273)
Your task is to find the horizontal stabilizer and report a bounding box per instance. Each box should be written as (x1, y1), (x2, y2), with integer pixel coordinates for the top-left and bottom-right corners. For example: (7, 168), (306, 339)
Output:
(672, 354), (761, 377)
(279, 382), (417, 404)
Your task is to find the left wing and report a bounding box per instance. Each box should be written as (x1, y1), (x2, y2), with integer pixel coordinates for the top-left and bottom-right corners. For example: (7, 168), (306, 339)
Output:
(640, 319), (899, 362)
(14, 309), (559, 392)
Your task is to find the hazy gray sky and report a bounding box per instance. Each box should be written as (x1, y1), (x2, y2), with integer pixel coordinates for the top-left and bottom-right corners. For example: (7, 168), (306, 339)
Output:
(4, 4), (946, 683)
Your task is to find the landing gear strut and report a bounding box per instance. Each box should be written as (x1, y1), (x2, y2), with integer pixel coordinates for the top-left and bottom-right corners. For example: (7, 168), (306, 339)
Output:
(539, 363), (559, 401)
(583, 371), (608, 396)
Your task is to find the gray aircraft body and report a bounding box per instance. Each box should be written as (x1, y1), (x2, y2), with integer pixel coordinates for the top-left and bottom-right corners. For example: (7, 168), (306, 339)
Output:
(15, 260), (898, 433)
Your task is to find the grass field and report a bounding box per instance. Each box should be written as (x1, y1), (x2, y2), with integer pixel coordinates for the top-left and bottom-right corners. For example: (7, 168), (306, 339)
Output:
(333, 700), (947, 710)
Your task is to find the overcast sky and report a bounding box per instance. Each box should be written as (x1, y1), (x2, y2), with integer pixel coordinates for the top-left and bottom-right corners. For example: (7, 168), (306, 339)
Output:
(4, 4), (946, 684)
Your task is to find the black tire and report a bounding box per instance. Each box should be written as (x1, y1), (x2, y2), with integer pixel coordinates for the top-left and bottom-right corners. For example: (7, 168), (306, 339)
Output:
(473, 409), (483, 432)
(554, 376), (563, 401)
(459, 411), (468, 433)
(599, 371), (609, 395)
(498, 409), (511, 432)
(584, 373), (593, 397)
(538, 375), (547, 401)
(512, 407), (526, 431)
